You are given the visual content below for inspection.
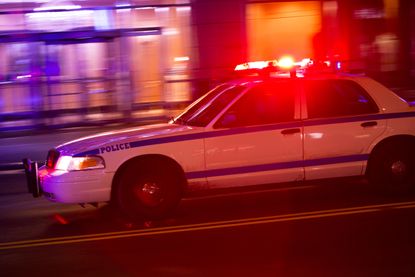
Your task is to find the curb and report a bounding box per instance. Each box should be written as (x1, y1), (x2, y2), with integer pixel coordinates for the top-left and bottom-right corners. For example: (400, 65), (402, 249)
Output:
(0, 162), (45, 172)
(0, 162), (23, 171)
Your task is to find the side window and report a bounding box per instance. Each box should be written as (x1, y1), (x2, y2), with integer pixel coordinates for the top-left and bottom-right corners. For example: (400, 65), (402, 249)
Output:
(305, 80), (379, 119)
(215, 81), (296, 128)
(187, 86), (245, 127)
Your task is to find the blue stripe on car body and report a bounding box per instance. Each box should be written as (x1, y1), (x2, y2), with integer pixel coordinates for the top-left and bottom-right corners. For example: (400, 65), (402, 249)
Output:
(184, 154), (369, 179)
(302, 111), (415, 126)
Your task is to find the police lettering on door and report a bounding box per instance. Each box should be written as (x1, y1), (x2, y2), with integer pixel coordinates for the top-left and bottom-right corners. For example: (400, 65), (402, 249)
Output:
(100, 143), (130, 154)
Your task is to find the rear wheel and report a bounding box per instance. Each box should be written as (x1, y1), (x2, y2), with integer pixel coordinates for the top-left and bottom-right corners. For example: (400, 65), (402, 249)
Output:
(368, 142), (415, 192)
(115, 160), (183, 219)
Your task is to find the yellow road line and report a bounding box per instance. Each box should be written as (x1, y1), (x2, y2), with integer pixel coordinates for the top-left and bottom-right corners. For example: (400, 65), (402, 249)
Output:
(1, 201), (414, 251)
(187, 185), (314, 200)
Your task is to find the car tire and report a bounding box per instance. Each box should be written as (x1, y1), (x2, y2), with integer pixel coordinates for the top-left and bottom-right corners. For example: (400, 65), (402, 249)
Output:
(115, 159), (183, 219)
(368, 142), (415, 192)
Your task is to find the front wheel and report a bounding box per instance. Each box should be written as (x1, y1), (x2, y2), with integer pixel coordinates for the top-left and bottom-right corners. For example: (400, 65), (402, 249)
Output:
(368, 143), (415, 192)
(115, 160), (183, 219)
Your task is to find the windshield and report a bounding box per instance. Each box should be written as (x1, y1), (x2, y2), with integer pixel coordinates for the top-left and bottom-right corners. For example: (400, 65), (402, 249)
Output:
(173, 84), (246, 127)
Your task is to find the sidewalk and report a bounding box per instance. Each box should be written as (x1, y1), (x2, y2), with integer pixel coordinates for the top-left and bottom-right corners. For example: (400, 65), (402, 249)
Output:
(0, 102), (187, 134)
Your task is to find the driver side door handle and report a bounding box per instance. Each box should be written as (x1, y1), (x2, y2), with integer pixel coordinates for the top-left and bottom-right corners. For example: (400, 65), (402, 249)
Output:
(361, 121), (377, 128)
(281, 128), (301, 135)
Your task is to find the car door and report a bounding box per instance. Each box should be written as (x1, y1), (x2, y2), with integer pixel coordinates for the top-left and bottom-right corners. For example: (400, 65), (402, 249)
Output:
(204, 80), (304, 189)
(302, 79), (386, 180)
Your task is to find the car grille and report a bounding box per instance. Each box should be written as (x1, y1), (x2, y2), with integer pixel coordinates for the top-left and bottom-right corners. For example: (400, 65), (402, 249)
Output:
(46, 149), (60, 169)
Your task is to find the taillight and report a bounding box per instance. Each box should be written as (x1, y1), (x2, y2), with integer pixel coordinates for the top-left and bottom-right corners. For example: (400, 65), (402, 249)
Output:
(46, 149), (60, 169)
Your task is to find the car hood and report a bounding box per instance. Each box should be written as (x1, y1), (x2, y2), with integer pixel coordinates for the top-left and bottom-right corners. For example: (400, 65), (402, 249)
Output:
(56, 123), (202, 156)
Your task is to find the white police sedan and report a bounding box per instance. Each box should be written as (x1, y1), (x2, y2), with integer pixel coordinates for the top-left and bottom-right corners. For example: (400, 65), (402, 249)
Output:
(24, 68), (415, 219)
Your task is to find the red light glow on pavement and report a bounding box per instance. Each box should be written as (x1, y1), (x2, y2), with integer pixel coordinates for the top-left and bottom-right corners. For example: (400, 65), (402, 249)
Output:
(53, 214), (69, 225)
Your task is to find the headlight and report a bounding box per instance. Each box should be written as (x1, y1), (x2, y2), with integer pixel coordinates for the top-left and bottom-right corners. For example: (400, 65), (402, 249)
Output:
(55, 156), (105, 171)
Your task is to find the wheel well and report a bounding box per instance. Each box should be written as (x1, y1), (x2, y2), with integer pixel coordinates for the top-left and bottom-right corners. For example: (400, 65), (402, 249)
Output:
(111, 154), (187, 202)
(367, 135), (415, 174)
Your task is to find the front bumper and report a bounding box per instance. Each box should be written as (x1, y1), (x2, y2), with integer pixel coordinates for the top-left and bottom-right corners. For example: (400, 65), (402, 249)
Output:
(22, 158), (42, 198)
(23, 158), (114, 203)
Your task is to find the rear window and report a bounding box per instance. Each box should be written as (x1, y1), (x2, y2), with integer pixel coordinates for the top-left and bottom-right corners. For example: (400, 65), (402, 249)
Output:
(305, 80), (379, 119)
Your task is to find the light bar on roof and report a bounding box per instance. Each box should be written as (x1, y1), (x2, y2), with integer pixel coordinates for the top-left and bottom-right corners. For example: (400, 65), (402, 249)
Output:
(234, 60), (278, 71)
(234, 56), (349, 77)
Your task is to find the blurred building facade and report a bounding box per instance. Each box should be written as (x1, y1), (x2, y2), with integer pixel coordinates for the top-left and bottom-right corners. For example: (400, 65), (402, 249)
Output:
(194, 0), (415, 87)
(0, 0), (413, 130)
(0, 0), (193, 130)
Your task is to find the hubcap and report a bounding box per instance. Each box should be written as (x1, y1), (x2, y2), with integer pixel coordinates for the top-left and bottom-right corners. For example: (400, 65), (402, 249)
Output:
(390, 160), (407, 177)
(134, 182), (163, 207)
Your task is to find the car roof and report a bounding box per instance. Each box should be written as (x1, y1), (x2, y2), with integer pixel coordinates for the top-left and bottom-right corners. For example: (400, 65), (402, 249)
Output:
(224, 72), (368, 86)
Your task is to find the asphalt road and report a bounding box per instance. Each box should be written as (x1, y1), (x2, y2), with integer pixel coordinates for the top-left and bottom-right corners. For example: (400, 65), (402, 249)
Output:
(1, 172), (414, 277)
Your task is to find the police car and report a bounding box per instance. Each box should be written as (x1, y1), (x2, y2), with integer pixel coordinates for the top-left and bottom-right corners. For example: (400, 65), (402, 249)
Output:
(24, 58), (415, 219)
